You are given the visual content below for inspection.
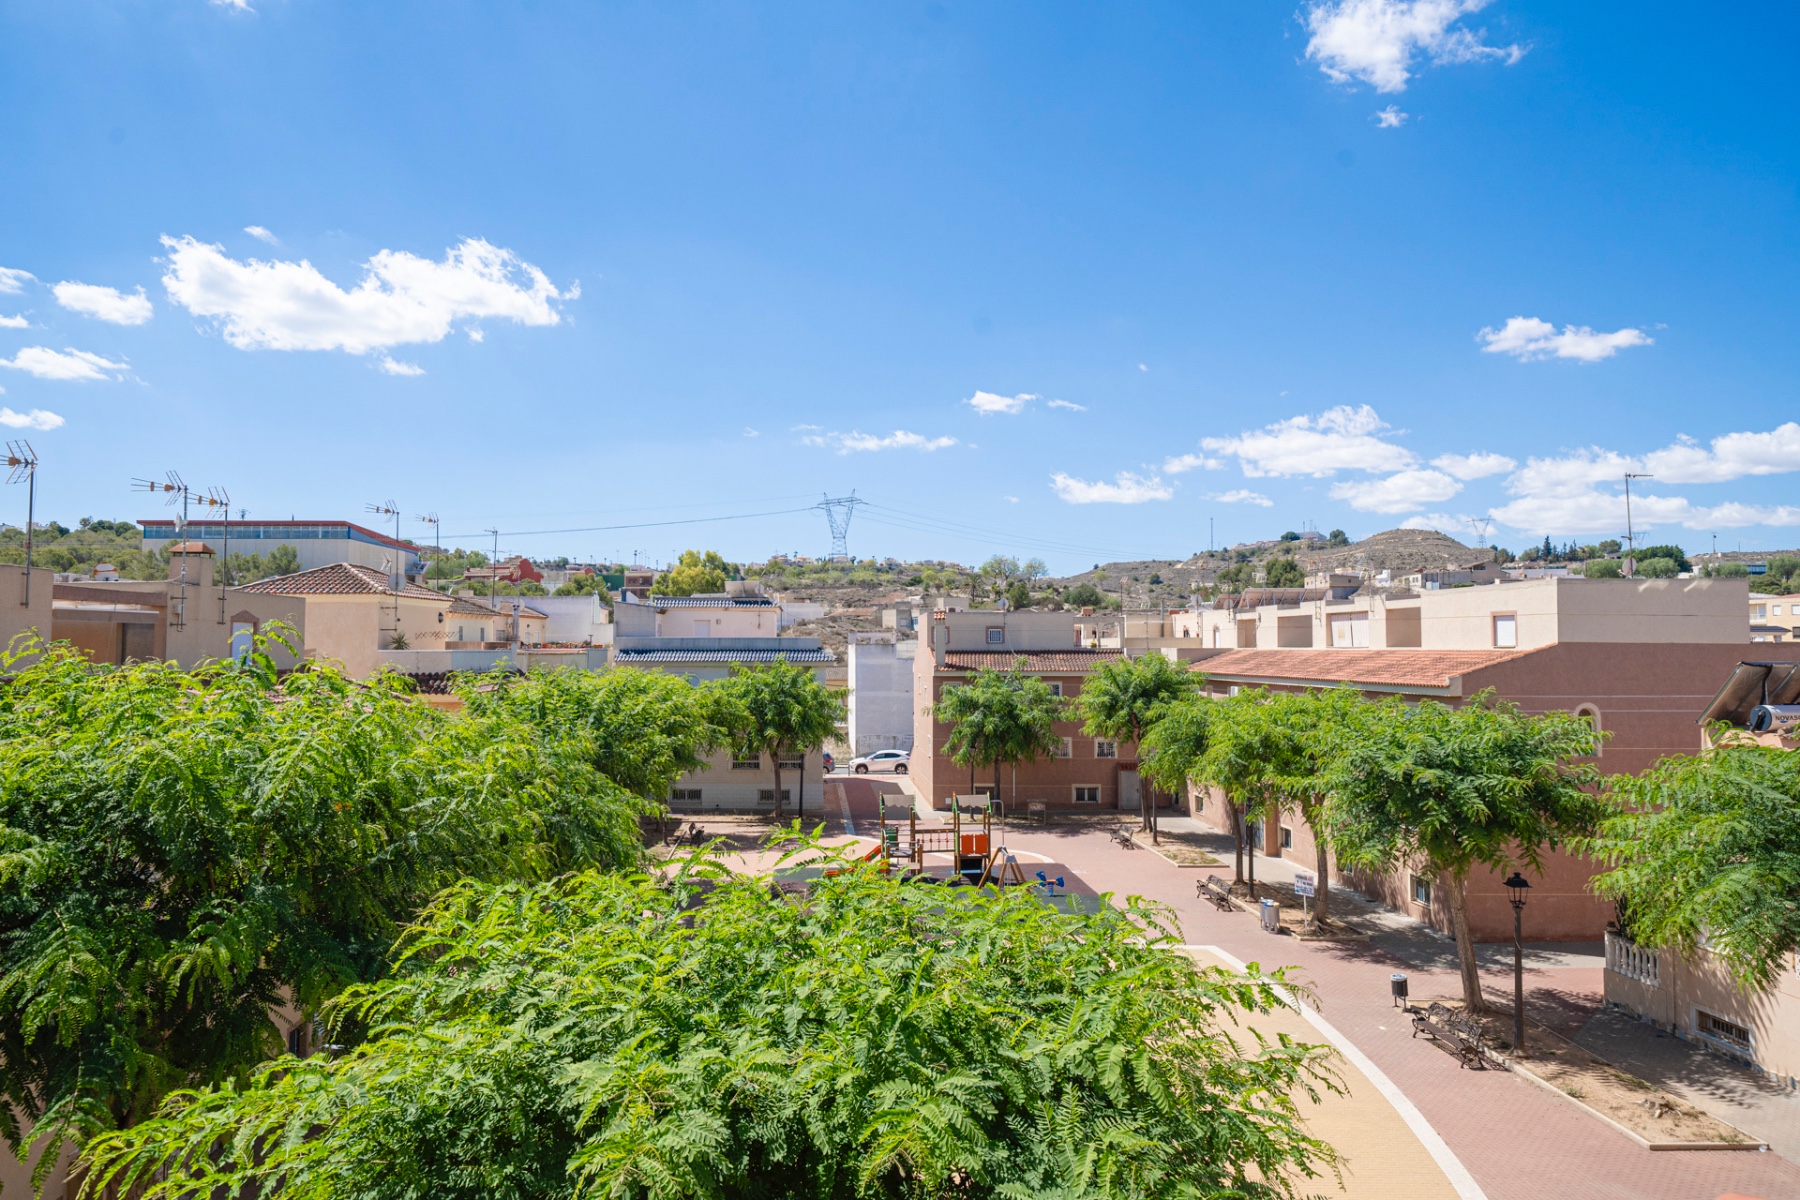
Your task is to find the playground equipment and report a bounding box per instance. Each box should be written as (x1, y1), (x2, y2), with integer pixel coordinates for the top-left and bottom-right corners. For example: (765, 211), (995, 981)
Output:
(869, 793), (1027, 887)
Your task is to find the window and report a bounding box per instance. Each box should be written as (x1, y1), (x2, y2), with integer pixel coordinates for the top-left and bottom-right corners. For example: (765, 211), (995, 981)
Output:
(1774, 605), (1784, 617)
(1573, 705), (1603, 757)
(1328, 612), (1369, 647)
(1751, 604), (1767, 621)
(1056, 737), (1073, 758)
(1046, 681), (1063, 697)
(1411, 875), (1433, 906)
(1696, 1010), (1752, 1052)
(1094, 740), (1117, 759)
(1073, 785), (1101, 804)
(776, 755), (805, 770)
(1280, 825), (1293, 850)
(670, 788), (702, 802)
(985, 625), (1005, 644)
(1249, 821), (1263, 849)
(229, 621), (255, 661)
(1492, 613), (1518, 649)
(757, 789), (792, 803)
(731, 754), (762, 770)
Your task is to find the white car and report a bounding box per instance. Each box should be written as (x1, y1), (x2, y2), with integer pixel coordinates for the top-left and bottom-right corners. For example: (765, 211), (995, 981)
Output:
(850, 749), (910, 775)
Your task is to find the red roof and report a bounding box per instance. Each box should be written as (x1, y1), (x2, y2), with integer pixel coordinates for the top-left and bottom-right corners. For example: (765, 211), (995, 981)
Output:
(1191, 648), (1537, 691)
(942, 649), (1124, 673)
(238, 562), (444, 600)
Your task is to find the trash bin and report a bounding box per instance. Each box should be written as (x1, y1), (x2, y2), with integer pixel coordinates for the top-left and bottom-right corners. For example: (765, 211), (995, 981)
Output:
(1391, 973), (1409, 1007)
(1259, 898), (1280, 933)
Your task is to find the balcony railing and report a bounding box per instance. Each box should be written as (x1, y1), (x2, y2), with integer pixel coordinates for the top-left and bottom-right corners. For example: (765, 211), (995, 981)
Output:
(1605, 930), (1660, 987)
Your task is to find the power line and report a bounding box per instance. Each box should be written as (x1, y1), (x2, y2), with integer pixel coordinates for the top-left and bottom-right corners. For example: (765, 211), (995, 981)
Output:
(440, 504), (817, 541)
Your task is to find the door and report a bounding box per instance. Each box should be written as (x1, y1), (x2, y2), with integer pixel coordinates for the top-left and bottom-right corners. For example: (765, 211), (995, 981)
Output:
(1118, 769), (1141, 811)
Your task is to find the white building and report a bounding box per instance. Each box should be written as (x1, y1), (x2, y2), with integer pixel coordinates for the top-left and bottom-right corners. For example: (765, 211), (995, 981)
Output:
(141, 519), (424, 578)
(846, 633), (916, 756)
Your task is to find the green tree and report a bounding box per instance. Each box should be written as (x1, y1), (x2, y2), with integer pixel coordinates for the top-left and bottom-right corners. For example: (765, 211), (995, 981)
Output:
(1167, 689), (1290, 896)
(1325, 693), (1607, 1010)
(1704, 561), (1748, 578)
(1260, 689), (1371, 923)
(84, 854), (1339, 1200)
(1635, 556), (1679, 578)
(651, 549), (734, 597)
(1071, 654), (1198, 838)
(553, 573), (614, 600)
(1005, 579), (1032, 610)
(264, 543), (302, 576)
(1062, 581), (1108, 609)
(1582, 558), (1623, 578)
(0, 637), (647, 1178)
(1634, 544), (1691, 572)
(932, 662), (1063, 812)
(1326, 529), (1349, 547)
(1580, 743), (1800, 990)
(712, 659), (843, 820)
(1264, 557), (1304, 589)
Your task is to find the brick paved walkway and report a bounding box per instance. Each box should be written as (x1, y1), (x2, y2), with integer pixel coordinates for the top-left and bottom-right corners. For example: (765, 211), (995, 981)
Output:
(822, 779), (1800, 1200)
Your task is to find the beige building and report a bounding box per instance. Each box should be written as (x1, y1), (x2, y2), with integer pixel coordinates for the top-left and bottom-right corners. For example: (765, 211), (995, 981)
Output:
(1169, 577), (1800, 942)
(239, 562), (451, 678)
(1749, 591), (1799, 642)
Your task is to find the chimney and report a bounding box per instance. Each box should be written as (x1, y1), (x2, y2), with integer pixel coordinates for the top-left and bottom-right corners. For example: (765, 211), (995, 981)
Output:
(167, 541), (215, 587)
(931, 611), (949, 667)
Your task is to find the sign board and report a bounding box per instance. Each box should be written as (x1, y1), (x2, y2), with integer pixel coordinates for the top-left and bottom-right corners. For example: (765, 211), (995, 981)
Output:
(1292, 871), (1316, 898)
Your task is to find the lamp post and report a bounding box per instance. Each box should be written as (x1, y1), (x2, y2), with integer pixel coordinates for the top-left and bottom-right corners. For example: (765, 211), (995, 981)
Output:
(1504, 872), (1532, 1056)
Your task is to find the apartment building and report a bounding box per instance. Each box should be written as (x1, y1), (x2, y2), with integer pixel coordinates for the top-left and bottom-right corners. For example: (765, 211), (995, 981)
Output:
(1172, 576), (1800, 941)
(141, 518), (423, 578)
(912, 610), (1161, 813)
(1749, 592), (1800, 642)
(846, 631), (916, 756)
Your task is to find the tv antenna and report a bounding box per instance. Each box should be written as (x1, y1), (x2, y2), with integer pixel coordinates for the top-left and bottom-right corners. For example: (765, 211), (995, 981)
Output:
(1622, 473), (1653, 566)
(133, 471), (230, 629)
(815, 491), (865, 561)
(6, 442), (37, 607)
(366, 500), (403, 644)
(417, 512), (441, 587)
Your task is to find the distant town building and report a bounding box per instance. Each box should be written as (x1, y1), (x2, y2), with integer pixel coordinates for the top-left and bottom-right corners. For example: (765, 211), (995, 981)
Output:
(141, 519), (422, 578)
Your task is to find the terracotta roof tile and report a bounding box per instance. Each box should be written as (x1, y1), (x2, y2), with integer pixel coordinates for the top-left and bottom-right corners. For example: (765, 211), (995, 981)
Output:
(942, 649), (1124, 673)
(1190, 647), (1537, 690)
(238, 562), (444, 600)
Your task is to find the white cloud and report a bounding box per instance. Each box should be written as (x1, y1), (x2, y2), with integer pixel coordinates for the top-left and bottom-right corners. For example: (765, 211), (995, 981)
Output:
(1303, 0), (1524, 94)
(966, 390), (1035, 415)
(160, 235), (573, 354)
(0, 408), (63, 431)
(1212, 489), (1274, 507)
(742, 427), (760, 438)
(1479, 316), (1651, 363)
(0, 347), (128, 382)
(1330, 468), (1462, 513)
(1138, 363), (1148, 372)
(0, 315), (27, 329)
(1204, 404), (1415, 477)
(0, 269), (33, 296)
(1642, 425), (1800, 484)
(244, 225), (279, 245)
(54, 282), (153, 326)
(1375, 105), (1409, 127)
(1050, 471), (1173, 504)
(212, 0), (252, 10)
(1046, 398), (1086, 412)
(1004, 495), (1020, 503)
(802, 429), (959, 454)
(377, 356), (424, 377)
(1431, 451), (1515, 480)
(1163, 452), (1224, 475)
(465, 327), (485, 343)
(1399, 512), (1468, 533)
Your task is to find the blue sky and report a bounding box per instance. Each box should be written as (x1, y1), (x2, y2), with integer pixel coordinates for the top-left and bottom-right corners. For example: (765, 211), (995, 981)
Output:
(1, 1), (1796, 571)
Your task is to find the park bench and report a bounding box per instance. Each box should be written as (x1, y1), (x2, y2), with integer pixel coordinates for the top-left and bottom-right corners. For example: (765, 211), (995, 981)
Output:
(1411, 1001), (1492, 1068)
(1197, 875), (1235, 912)
(1025, 800), (1048, 825)
(1109, 825), (1136, 849)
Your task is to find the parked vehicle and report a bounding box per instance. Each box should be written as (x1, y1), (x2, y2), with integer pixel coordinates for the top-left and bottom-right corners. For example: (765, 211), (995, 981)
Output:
(823, 751), (835, 773)
(850, 749), (910, 775)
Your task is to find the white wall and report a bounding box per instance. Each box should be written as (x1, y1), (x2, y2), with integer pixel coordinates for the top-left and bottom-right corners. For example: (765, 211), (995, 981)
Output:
(848, 639), (917, 755)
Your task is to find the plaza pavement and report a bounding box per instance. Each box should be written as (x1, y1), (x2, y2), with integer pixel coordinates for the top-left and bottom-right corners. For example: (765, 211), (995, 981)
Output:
(815, 776), (1800, 1200)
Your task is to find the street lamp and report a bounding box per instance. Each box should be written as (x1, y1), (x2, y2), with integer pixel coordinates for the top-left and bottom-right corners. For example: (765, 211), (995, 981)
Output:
(1504, 872), (1532, 1056)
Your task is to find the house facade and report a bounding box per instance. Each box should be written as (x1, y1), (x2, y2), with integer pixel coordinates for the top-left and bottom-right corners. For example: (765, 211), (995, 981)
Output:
(1172, 577), (1800, 942)
(912, 610), (1155, 813)
(846, 632), (916, 756)
(239, 562), (452, 678)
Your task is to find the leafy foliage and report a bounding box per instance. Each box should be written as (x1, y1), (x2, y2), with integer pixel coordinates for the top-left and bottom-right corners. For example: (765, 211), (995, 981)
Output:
(0, 639), (649, 1174)
(711, 660), (843, 818)
(932, 663), (1064, 800)
(83, 848), (1339, 1200)
(1325, 692), (1606, 1008)
(1262, 558), (1304, 589)
(651, 550), (735, 597)
(1581, 743), (1800, 990)
(554, 574), (614, 600)
(457, 666), (726, 802)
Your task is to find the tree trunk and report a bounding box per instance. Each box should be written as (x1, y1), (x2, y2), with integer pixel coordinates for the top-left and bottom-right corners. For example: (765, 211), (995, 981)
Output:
(1245, 816), (1257, 900)
(1299, 797), (1331, 924)
(795, 748), (803, 823)
(772, 755), (784, 822)
(1442, 869), (1484, 1012)
(1230, 803), (1245, 886)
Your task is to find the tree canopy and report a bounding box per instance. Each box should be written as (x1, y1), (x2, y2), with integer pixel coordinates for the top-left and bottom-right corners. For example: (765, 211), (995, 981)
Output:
(0, 638), (649, 1179)
(553, 573), (614, 600)
(1263, 558), (1304, 589)
(651, 550), (735, 597)
(710, 659), (843, 819)
(1325, 692), (1606, 1009)
(1581, 742), (1800, 990)
(84, 851), (1340, 1200)
(1070, 654), (1197, 834)
(932, 662), (1063, 805)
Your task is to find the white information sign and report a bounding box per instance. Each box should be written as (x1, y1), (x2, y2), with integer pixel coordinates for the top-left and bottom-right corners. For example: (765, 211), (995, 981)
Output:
(1292, 871), (1316, 898)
